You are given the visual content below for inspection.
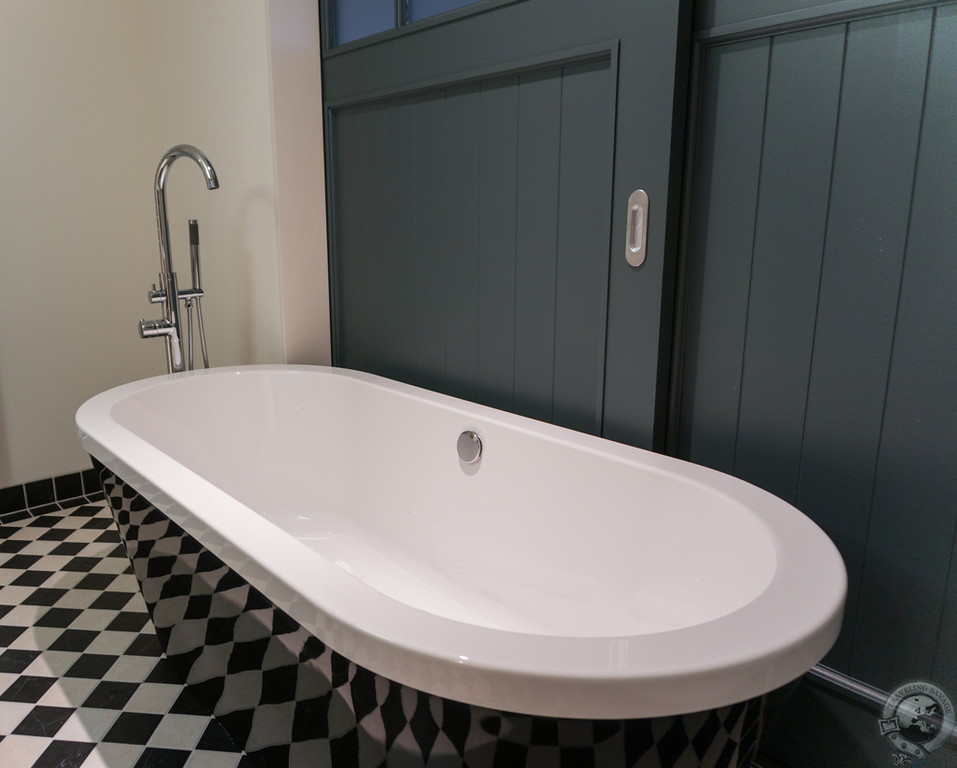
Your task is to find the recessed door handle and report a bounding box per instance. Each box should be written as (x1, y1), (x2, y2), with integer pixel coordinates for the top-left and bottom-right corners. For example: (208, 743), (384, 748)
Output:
(625, 189), (649, 268)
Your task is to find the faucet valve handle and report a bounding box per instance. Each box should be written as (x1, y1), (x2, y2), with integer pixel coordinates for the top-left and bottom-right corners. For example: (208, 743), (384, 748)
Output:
(148, 284), (166, 304)
(138, 318), (184, 370)
(139, 318), (172, 338)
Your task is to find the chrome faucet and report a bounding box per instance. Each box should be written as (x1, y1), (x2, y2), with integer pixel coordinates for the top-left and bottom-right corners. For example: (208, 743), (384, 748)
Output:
(139, 145), (219, 372)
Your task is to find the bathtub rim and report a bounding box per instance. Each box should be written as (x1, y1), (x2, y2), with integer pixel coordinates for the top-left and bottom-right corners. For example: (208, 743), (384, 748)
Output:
(77, 364), (847, 719)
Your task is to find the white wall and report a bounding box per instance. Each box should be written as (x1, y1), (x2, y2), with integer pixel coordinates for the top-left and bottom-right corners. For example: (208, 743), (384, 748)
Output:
(268, 0), (331, 364)
(0, 0), (328, 488)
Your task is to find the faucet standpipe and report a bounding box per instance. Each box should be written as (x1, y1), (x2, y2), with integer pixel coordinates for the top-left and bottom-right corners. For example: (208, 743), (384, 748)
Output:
(138, 145), (218, 373)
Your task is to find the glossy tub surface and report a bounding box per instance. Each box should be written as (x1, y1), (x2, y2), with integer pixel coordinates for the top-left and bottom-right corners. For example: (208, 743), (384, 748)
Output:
(77, 365), (846, 719)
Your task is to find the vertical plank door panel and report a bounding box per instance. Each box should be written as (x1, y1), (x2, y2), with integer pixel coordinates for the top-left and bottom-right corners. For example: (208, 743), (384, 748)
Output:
(677, 39), (770, 473)
(733, 26), (844, 505)
(552, 60), (615, 435)
(412, 92), (450, 391)
(476, 79), (519, 412)
(795, 10), (932, 688)
(443, 86), (482, 404)
(855, 5), (957, 689)
(513, 71), (562, 423)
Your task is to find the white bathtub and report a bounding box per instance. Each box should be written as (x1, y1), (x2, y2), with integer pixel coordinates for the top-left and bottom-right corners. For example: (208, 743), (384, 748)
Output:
(76, 365), (845, 720)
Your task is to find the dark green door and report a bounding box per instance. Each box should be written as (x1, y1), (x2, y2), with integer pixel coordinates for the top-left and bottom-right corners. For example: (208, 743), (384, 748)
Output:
(322, 0), (690, 448)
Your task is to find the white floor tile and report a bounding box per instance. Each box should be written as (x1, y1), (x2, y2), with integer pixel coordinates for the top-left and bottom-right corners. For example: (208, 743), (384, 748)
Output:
(0, 699), (33, 733)
(88, 558), (132, 575)
(53, 590), (102, 610)
(12, 541), (63, 556)
(7, 627), (63, 651)
(0, 734), (50, 766)
(79, 741), (144, 768)
(36, 676), (99, 708)
(184, 749), (245, 767)
(0, 604), (48, 627)
(102, 655), (160, 684)
(0, 585), (36, 606)
(45, 572), (86, 590)
(57, 707), (121, 742)
(124, 682), (183, 715)
(0, 671), (22, 695)
(23, 650), (82, 678)
(147, 712), (210, 749)
(69, 610), (123, 632)
(85, 631), (142, 656)
(24, 555), (74, 572)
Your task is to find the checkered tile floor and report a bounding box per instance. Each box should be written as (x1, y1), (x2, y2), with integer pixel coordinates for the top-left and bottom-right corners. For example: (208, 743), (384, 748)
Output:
(0, 502), (256, 768)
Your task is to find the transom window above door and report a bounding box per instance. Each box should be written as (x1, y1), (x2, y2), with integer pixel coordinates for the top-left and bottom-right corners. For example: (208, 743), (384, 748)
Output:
(330, 0), (513, 48)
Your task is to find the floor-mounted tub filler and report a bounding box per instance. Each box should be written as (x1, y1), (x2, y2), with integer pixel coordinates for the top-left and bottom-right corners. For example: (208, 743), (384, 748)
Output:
(76, 365), (846, 768)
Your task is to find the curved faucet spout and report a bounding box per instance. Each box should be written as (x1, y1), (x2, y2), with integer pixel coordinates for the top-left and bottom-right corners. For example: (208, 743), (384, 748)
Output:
(154, 145), (219, 276)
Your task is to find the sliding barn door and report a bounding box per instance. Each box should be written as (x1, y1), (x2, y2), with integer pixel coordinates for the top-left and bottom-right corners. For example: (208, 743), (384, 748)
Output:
(680, 3), (957, 765)
(322, 0), (690, 448)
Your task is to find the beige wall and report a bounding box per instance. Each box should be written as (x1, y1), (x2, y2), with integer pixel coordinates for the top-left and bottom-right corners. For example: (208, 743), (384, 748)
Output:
(0, 0), (328, 488)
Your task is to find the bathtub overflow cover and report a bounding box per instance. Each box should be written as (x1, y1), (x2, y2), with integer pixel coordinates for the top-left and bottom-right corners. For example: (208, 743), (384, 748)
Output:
(457, 431), (483, 464)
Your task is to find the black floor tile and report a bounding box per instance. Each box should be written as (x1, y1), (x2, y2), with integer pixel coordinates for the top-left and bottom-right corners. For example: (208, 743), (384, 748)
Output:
(63, 653), (118, 679)
(0, 649), (41, 673)
(48, 629), (99, 653)
(59, 556), (101, 573)
(30, 505), (61, 517)
(1, 553), (42, 569)
(12, 705), (75, 737)
(82, 680), (140, 710)
(74, 572), (119, 591)
(169, 688), (212, 717)
(107, 611), (151, 632)
(0, 675), (58, 703)
(143, 659), (183, 685)
(89, 590), (134, 610)
(48, 541), (87, 556)
(197, 719), (244, 752)
(11, 570), (54, 587)
(124, 633), (164, 657)
(0, 625), (27, 646)
(38, 528), (73, 542)
(34, 607), (82, 628)
(80, 517), (113, 530)
(133, 747), (192, 768)
(102, 711), (163, 744)
(24, 514), (59, 528)
(23, 588), (69, 607)
(32, 740), (95, 768)
(0, 538), (30, 553)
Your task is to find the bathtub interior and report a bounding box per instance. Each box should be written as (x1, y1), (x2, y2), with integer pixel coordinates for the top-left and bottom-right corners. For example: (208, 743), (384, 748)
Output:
(109, 368), (778, 637)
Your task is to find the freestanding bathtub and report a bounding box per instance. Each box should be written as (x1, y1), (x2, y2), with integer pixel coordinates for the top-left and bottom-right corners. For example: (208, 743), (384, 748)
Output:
(77, 365), (846, 767)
